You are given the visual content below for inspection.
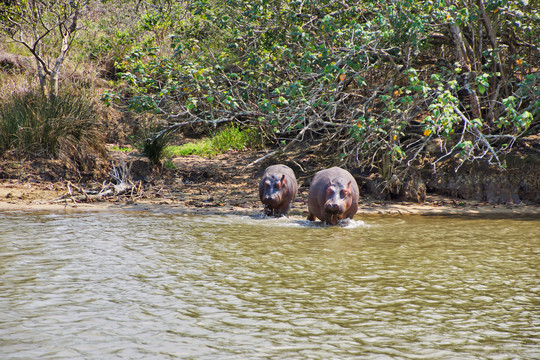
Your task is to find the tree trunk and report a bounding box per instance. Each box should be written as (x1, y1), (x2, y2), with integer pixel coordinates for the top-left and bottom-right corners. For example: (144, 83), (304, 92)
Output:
(476, 0), (508, 100)
(449, 22), (482, 120)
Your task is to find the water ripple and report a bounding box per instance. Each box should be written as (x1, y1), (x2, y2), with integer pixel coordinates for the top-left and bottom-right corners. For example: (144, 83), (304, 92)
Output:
(0, 212), (538, 359)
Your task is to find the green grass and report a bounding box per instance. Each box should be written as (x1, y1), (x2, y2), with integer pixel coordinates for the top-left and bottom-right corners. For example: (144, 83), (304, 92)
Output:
(109, 146), (132, 152)
(164, 138), (216, 157)
(163, 125), (260, 158)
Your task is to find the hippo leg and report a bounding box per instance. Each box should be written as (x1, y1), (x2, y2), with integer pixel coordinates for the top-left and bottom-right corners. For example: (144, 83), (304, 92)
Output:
(307, 212), (316, 221)
(279, 204), (291, 217)
(326, 215), (339, 226)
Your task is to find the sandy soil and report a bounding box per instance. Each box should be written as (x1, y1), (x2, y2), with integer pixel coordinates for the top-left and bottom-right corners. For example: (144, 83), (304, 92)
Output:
(1, 150), (539, 218)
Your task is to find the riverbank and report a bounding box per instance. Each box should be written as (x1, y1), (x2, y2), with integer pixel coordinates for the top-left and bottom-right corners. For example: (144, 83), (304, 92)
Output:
(1, 150), (538, 217)
(1, 193), (538, 218)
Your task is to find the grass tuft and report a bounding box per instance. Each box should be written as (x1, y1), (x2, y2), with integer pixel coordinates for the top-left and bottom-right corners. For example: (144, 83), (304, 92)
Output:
(0, 87), (106, 174)
(142, 135), (169, 166)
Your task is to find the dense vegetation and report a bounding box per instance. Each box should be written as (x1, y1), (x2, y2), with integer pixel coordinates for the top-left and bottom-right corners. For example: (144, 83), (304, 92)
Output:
(1, 0), (539, 186)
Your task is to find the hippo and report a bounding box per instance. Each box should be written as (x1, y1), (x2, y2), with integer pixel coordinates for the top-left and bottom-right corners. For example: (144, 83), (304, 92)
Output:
(259, 164), (298, 217)
(307, 167), (359, 225)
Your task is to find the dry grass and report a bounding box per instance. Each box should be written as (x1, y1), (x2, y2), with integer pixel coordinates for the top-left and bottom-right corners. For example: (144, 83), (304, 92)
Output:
(0, 84), (109, 178)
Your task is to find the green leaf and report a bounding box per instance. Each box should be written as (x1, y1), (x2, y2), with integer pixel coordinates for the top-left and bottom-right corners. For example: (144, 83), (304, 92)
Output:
(186, 98), (197, 111)
(471, 118), (483, 128)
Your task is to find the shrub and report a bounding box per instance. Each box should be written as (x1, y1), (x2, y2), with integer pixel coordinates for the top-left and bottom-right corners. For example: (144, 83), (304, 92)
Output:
(164, 139), (216, 157)
(113, 0), (539, 178)
(0, 88), (106, 173)
(142, 135), (169, 166)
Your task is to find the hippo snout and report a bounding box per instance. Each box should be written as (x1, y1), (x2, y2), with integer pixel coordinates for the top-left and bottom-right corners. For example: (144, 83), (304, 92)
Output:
(324, 202), (343, 214)
(262, 195), (274, 203)
(262, 193), (282, 208)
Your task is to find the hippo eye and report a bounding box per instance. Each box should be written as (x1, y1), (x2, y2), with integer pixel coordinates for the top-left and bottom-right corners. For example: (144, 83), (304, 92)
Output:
(275, 182), (282, 189)
(341, 189), (349, 198)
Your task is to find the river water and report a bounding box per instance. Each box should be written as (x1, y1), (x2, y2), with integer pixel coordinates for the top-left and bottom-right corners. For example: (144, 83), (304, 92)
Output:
(1, 210), (539, 359)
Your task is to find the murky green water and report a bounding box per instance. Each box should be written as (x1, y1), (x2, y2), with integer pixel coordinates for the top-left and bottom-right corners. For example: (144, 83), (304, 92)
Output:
(1, 211), (539, 359)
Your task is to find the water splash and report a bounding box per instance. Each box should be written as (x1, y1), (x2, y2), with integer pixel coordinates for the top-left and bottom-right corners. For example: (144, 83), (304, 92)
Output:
(238, 214), (369, 229)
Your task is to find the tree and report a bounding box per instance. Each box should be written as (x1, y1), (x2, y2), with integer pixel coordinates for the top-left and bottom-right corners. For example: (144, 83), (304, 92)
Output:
(1, 0), (89, 98)
(111, 0), (539, 176)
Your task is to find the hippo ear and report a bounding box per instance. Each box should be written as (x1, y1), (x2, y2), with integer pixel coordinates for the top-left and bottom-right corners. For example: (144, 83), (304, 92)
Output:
(281, 174), (287, 184)
(341, 181), (352, 197)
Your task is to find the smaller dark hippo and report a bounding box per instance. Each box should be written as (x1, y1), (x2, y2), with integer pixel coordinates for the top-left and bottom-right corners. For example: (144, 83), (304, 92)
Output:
(307, 167), (359, 225)
(259, 164), (298, 217)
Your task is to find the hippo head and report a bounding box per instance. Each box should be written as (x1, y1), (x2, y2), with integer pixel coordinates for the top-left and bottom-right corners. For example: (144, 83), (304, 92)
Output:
(323, 180), (354, 218)
(262, 174), (287, 207)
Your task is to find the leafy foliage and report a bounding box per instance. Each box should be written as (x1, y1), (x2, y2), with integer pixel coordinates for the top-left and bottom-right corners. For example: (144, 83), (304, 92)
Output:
(107, 0), (539, 178)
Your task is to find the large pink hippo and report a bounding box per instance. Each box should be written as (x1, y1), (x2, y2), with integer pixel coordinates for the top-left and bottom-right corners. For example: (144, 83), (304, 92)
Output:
(307, 167), (359, 225)
(259, 164), (298, 217)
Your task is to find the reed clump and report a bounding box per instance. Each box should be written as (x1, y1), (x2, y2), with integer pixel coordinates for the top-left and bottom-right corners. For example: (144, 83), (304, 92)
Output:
(0, 87), (107, 174)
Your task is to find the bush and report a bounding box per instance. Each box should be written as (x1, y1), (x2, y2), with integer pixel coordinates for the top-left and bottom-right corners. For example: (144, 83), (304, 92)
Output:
(113, 0), (539, 178)
(0, 88), (106, 173)
(142, 135), (170, 166)
(164, 139), (215, 157)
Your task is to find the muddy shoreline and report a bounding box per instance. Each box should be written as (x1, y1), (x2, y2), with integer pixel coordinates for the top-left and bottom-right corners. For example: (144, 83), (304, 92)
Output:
(1, 182), (538, 218)
(1, 150), (539, 218)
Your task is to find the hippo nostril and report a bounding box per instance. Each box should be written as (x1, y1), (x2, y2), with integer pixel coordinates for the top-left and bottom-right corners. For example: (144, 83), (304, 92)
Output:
(325, 203), (342, 214)
(263, 195), (276, 205)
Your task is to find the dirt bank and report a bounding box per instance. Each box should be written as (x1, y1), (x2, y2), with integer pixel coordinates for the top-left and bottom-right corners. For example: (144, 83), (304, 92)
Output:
(1, 149), (539, 218)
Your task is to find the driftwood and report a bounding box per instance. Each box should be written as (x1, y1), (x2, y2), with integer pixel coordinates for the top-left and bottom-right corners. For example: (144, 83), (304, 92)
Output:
(51, 159), (143, 204)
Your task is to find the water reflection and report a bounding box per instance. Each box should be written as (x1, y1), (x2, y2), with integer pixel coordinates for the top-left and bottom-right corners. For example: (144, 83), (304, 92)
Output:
(0, 211), (539, 359)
